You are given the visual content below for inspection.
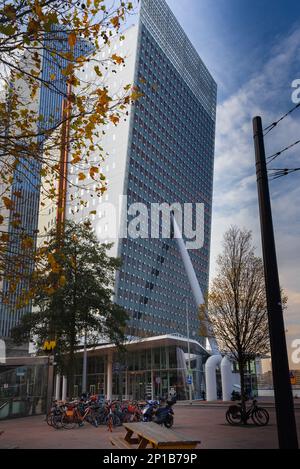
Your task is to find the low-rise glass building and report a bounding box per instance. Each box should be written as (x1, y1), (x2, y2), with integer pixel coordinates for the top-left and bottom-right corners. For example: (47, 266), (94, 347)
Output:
(71, 335), (209, 401)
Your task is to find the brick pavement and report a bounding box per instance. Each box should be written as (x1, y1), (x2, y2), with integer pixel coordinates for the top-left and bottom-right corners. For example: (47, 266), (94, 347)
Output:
(0, 406), (299, 449)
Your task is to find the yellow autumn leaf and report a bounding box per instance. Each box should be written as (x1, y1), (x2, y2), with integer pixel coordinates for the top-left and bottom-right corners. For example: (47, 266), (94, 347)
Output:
(47, 254), (61, 273)
(110, 114), (119, 125)
(3, 4), (16, 20)
(9, 282), (17, 293)
(110, 16), (119, 28)
(78, 173), (86, 181)
(71, 155), (81, 164)
(94, 65), (103, 77)
(68, 32), (77, 48)
(11, 220), (21, 228)
(112, 54), (124, 65)
(21, 237), (34, 249)
(44, 286), (56, 296)
(89, 166), (99, 178)
(2, 196), (13, 209)
(59, 275), (66, 287)
(131, 90), (144, 101)
(27, 18), (39, 35)
(0, 233), (9, 242)
(52, 264), (60, 274)
(47, 253), (55, 265)
(61, 63), (74, 76)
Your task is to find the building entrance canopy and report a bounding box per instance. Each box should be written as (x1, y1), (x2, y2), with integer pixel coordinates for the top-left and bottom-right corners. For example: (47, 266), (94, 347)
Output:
(68, 334), (209, 402)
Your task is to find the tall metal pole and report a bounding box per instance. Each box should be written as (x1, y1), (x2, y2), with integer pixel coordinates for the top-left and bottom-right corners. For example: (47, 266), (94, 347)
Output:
(82, 328), (87, 395)
(46, 355), (54, 413)
(253, 116), (298, 449)
(186, 298), (192, 404)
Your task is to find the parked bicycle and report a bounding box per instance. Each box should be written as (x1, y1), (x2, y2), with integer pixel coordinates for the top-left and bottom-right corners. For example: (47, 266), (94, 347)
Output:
(226, 399), (269, 426)
(61, 399), (98, 429)
(46, 400), (66, 429)
(45, 396), (145, 430)
(105, 400), (122, 432)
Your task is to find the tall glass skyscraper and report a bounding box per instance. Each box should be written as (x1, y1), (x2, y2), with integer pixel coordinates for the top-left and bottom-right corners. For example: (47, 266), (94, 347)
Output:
(69, 0), (217, 341)
(0, 31), (92, 339)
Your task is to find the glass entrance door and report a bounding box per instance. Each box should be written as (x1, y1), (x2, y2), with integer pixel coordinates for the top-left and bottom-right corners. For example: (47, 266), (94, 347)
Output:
(128, 372), (151, 401)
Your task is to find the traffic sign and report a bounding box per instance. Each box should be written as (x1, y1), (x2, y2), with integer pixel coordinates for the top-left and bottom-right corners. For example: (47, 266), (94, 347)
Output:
(186, 375), (193, 385)
(16, 367), (26, 377)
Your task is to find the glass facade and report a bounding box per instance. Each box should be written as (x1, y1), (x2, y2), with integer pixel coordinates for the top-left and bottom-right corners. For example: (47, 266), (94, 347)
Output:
(0, 32), (92, 337)
(115, 0), (217, 339)
(74, 339), (208, 401)
(0, 362), (48, 420)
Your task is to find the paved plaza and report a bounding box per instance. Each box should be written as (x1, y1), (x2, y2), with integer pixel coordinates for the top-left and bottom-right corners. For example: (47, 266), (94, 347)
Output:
(1, 404), (300, 449)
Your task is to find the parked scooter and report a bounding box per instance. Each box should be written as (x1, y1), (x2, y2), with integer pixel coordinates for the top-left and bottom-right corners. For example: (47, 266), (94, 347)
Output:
(231, 390), (241, 401)
(142, 400), (160, 422)
(154, 398), (176, 428)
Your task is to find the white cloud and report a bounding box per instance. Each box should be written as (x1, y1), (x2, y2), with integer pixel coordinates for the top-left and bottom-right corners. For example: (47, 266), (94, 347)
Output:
(211, 27), (300, 361)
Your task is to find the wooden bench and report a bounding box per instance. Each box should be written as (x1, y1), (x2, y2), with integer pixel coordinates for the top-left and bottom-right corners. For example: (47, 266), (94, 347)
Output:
(110, 436), (136, 449)
(111, 422), (201, 450)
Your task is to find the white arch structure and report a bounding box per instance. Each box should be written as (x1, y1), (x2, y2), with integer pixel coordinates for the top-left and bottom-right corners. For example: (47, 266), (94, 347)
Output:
(171, 214), (235, 400)
(171, 214), (219, 354)
(205, 355), (232, 401)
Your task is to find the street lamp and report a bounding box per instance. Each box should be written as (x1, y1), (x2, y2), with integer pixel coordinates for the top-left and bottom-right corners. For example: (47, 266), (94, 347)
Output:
(185, 298), (193, 404)
(82, 327), (87, 395)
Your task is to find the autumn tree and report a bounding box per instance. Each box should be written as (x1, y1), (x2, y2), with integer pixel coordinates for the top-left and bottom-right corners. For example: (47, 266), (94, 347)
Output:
(12, 220), (128, 394)
(0, 0), (139, 309)
(208, 227), (286, 410)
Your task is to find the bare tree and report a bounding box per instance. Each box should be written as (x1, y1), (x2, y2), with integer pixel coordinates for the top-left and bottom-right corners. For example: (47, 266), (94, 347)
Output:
(209, 226), (283, 409)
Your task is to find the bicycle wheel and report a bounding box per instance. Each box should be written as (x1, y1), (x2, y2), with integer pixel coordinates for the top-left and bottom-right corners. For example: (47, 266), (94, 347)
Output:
(96, 411), (107, 425)
(62, 412), (77, 430)
(46, 412), (54, 427)
(52, 413), (64, 429)
(86, 411), (98, 427)
(226, 407), (242, 425)
(252, 408), (269, 426)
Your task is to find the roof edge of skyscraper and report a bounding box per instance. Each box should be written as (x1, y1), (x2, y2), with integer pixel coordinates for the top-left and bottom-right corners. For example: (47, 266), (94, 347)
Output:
(139, 0), (217, 119)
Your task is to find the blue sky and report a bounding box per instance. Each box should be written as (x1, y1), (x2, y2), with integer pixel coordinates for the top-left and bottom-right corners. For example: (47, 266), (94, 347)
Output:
(166, 0), (300, 365)
(167, 0), (300, 101)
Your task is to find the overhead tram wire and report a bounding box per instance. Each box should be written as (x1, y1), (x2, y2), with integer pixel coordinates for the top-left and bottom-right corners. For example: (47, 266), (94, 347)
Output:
(263, 102), (300, 136)
(267, 138), (300, 164)
(268, 167), (300, 181)
(264, 105), (300, 180)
